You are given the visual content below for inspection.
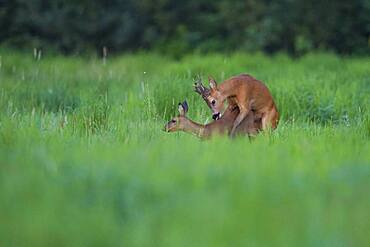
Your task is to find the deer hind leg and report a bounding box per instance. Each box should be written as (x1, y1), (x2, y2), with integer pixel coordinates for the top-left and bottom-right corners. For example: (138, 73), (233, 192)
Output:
(261, 107), (278, 131)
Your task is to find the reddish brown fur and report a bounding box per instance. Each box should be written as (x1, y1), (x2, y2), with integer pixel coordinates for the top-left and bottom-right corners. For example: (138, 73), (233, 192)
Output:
(207, 74), (279, 134)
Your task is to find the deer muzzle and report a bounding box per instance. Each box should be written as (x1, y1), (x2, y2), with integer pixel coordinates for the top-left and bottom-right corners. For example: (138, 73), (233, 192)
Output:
(212, 112), (221, 120)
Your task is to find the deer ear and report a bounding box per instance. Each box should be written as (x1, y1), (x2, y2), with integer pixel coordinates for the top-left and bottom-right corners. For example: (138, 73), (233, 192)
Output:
(178, 102), (185, 116)
(182, 100), (188, 113)
(208, 76), (217, 90)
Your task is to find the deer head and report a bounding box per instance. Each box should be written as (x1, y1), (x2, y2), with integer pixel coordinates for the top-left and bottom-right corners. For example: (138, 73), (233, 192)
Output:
(164, 101), (189, 132)
(194, 76), (225, 120)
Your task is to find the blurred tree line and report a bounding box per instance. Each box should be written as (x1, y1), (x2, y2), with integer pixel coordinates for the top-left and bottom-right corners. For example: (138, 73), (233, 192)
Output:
(0, 0), (369, 56)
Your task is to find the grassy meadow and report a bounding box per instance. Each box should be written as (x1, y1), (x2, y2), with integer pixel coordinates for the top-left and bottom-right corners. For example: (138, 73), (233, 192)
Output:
(0, 50), (369, 246)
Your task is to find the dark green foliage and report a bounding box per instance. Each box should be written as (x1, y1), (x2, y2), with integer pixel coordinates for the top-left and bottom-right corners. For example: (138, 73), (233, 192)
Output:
(0, 0), (369, 55)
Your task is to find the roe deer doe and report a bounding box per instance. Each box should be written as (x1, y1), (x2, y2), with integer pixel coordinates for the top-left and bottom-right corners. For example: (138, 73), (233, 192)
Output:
(164, 100), (261, 139)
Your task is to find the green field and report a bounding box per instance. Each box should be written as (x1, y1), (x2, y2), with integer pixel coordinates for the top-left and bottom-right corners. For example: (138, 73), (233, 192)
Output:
(0, 50), (369, 246)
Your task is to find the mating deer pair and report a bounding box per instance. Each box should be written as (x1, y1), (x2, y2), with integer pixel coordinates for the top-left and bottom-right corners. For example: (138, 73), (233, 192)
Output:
(164, 74), (279, 139)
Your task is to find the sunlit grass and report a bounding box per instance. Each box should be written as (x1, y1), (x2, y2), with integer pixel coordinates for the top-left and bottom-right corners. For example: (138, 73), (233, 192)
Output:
(0, 50), (369, 246)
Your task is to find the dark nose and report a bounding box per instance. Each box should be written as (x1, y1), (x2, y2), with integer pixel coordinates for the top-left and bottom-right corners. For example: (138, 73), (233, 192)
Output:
(212, 113), (220, 120)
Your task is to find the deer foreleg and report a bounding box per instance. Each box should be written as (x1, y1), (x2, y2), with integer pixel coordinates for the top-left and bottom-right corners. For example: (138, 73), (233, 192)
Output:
(230, 108), (249, 137)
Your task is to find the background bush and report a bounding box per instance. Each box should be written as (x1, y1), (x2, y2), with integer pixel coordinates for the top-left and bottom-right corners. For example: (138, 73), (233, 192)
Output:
(1, 0), (369, 56)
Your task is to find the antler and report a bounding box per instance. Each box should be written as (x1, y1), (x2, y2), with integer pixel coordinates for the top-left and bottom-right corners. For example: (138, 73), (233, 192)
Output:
(193, 78), (210, 99)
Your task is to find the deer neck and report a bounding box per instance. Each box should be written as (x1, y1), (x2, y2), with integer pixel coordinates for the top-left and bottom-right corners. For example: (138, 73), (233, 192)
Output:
(181, 119), (206, 138)
(218, 81), (236, 98)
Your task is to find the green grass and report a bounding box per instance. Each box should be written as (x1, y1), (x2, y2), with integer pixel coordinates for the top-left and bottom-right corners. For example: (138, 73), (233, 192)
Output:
(0, 50), (369, 246)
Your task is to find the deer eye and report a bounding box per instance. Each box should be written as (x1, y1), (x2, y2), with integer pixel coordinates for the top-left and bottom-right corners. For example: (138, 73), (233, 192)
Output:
(171, 119), (176, 123)
(211, 99), (216, 105)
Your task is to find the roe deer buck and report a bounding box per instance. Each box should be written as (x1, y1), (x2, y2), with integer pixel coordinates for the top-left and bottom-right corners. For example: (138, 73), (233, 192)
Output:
(205, 74), (279, 135)
(164, 100), (261, 139)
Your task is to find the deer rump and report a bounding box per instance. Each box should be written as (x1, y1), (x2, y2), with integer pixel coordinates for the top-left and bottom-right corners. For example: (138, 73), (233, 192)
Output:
(205, 105), (262, 137)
